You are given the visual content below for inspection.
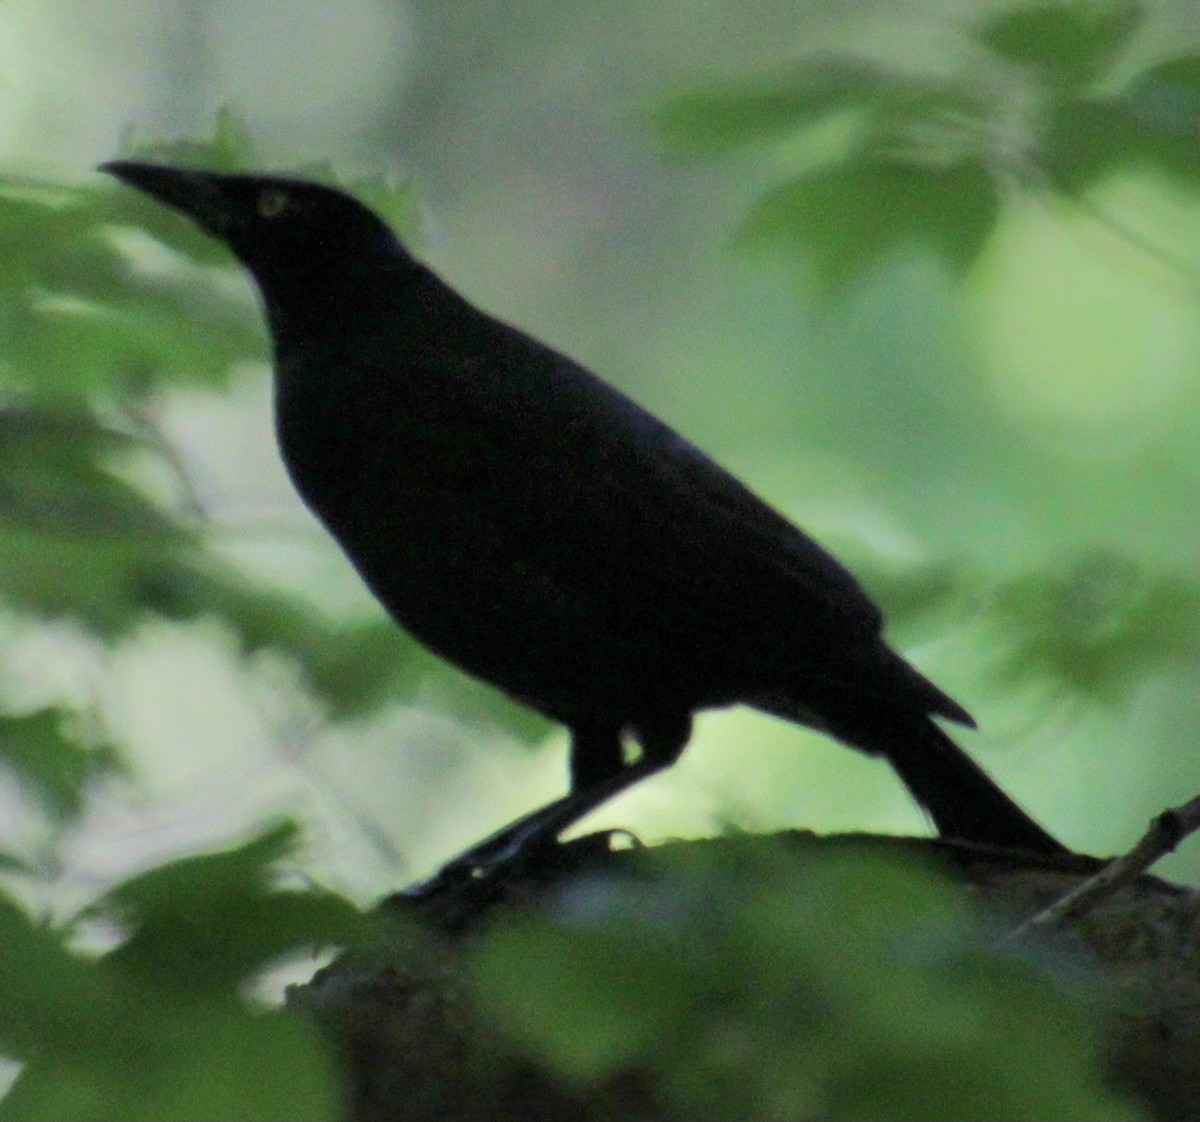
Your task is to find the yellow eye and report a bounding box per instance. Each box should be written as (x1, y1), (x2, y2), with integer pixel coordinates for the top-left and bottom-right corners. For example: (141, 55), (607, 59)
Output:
(256, 189), (290, 219)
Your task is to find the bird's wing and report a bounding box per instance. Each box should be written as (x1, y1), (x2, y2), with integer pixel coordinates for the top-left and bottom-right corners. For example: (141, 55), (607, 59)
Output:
(418, 311), (888, 653)
(325, 279), (959, 722)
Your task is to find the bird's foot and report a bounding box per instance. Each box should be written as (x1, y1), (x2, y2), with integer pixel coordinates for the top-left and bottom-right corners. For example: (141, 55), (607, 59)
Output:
(392, 830), (632, 932)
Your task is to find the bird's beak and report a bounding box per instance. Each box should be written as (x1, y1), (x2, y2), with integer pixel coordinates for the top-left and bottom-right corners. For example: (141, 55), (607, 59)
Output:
(99, 161), (235, 237)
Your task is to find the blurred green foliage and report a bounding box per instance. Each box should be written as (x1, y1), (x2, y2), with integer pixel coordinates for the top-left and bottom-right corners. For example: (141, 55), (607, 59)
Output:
(0, 116), (437, 736)
(0, 114), (549, 758)
(472, 836), (1139, 1121)
(657, 0), (1200, 285)
(0, 822), (365, 1121)
(0, 117), (424, 1120)
(0, 0), (1196, 1116)
(991, 550), (1200, 702)
(0, 709), (120, 828)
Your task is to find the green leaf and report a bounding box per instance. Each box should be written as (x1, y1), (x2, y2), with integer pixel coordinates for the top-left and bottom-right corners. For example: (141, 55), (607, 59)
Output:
(1043, 70), (1200, 195)
(0, 179), (262, 403)
(2, 1001), (342, 1122)
(100, 820), (299, 917)
(0, 883), (344, 1121)
(471, 837), (1138, 1121)
(1104, 57), (1200, 186)
(476, 916), (695, 1083)
(978, 1), (1143, 89)
(740, 157), (998, 292)
(103, 820), (299, 911)
(115, 107), (259, 176)
(656, 60), (889, 156)
(990, 552), (1200, 702)
(0, 897), (111, 1062)
(0, 526), (189, 635)
(0, 409), (199, 635)
(0, 709), (121, 822)
(1138, 55), (1200, 101)
(1042, 98), (1147, 194)
(0, 816), (351, 1119)
(96, 822), (368, 991)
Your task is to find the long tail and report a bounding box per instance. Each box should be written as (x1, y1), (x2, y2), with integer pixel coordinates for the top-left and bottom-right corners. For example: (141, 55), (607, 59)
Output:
(755, 690), (1066, 855)
(865, 714), (1067, 855)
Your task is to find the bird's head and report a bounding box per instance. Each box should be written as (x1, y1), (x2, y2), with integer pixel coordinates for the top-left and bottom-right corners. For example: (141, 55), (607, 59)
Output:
(100, 162), (413, 288)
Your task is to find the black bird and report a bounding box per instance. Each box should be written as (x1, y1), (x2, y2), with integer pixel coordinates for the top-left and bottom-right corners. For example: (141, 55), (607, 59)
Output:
(101, 161), (1065, 868)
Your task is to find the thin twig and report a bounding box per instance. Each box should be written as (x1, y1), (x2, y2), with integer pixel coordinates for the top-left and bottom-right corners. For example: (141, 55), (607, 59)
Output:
(1006, 793), (1200, 942)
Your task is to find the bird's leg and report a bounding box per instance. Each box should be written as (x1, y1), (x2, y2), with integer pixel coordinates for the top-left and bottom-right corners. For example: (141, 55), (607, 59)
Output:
(569, 722), (625, 790)
(403, 756), (667, 901)
(404, 714), (694, 902)
(633, 710), (692, 768)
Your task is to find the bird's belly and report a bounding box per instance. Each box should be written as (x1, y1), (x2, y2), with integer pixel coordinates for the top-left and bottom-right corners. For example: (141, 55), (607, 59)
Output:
(279, 417), (765, 724)
(309, 502), (639, 716)
(325, 503), (748, 724)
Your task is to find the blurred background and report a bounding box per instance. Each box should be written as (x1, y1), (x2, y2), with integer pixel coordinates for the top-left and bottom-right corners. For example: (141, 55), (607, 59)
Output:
(3, 0), (1200, 919)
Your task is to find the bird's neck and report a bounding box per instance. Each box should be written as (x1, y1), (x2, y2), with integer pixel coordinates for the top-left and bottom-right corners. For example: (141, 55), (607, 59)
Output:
(255, 252), (420, 355)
